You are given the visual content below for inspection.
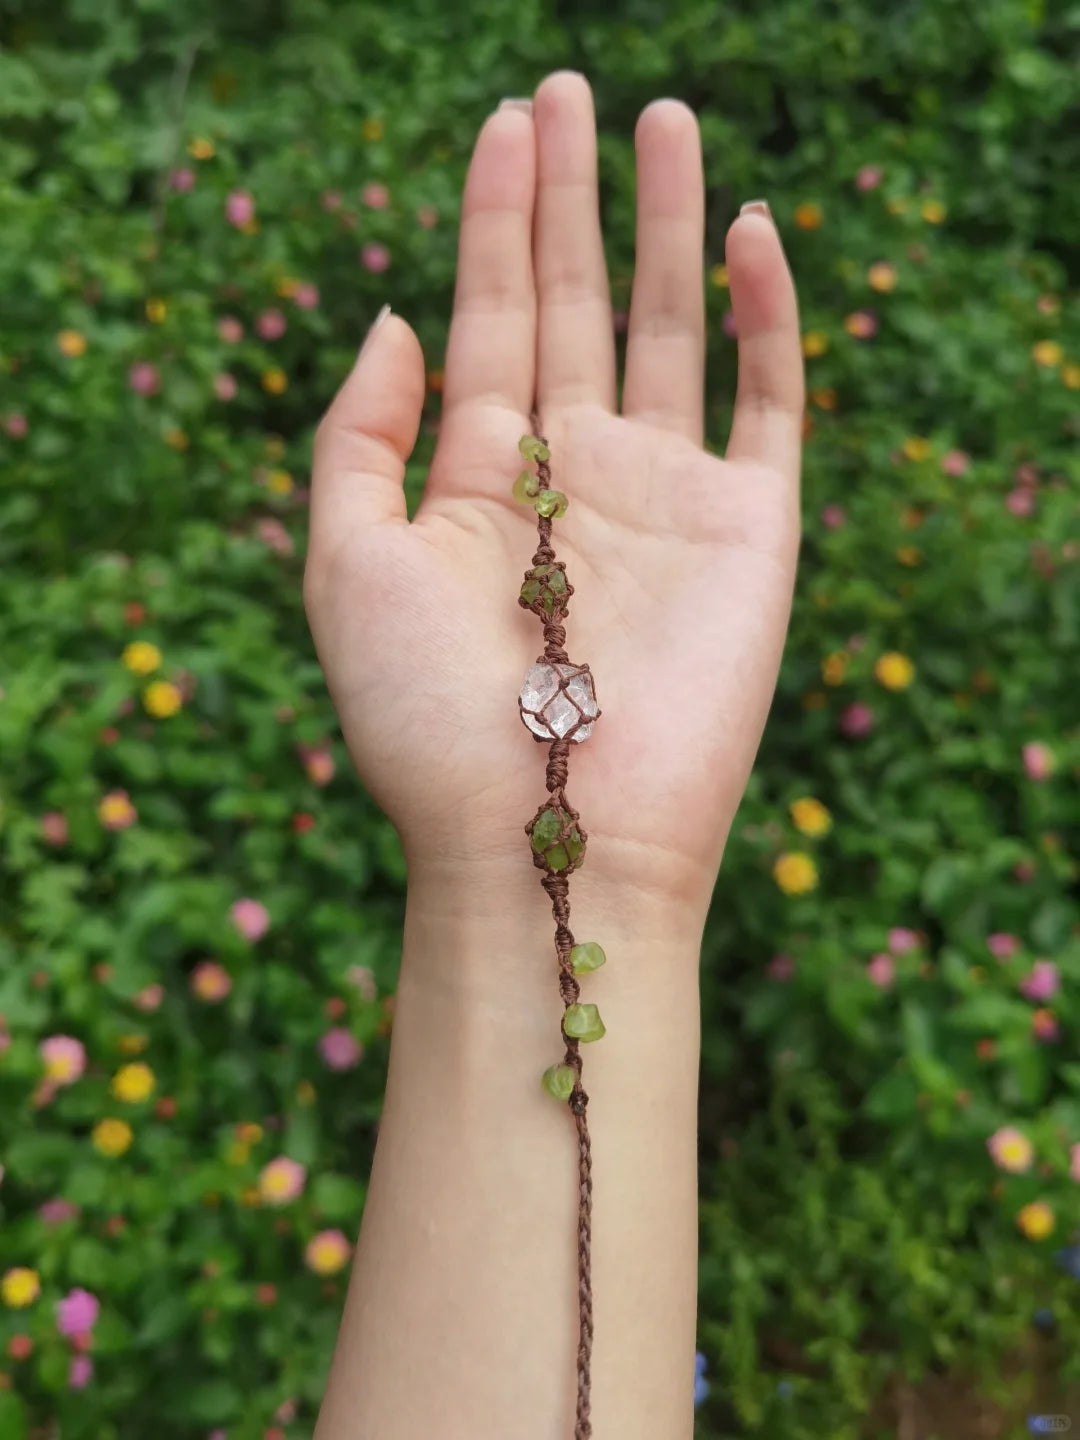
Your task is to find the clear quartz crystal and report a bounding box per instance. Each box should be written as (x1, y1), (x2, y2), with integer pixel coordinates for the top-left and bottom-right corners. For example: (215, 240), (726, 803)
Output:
(519, 661), (599, 743)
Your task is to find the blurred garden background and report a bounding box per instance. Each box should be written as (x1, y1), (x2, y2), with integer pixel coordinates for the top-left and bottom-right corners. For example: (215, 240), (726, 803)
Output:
(1, 1), (1079, 1437)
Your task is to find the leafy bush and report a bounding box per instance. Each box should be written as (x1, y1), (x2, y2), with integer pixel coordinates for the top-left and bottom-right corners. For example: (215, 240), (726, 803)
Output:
(1, 2), (1079, 1437)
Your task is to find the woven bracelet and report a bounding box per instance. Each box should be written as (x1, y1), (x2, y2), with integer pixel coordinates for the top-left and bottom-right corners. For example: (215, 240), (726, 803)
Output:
(513, 418), (604, 1440)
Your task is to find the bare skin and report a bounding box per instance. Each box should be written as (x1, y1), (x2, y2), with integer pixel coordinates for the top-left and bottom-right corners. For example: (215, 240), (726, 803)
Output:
(308, 70), (802, 1440)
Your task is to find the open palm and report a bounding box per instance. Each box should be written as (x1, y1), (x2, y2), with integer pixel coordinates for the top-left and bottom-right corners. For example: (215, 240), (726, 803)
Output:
(305, 73), (803, 912)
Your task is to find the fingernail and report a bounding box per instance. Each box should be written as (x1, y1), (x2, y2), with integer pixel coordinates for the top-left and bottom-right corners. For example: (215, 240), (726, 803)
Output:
(740, 199), (772, 220)
(499, 98), (532, 114)
(360, 304), (391, 355)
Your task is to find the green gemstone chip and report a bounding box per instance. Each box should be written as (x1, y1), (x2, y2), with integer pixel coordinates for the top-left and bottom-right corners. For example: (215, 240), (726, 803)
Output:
(518, 434), (551, 464)
(570, 942), (606, 975)
(563, 1003), (606, 1043)
(541, 1064), (576, 1100)
(534, 489), (568, 519)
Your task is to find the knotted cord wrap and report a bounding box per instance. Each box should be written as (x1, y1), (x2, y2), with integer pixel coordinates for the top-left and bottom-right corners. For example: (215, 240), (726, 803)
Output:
(518, 416), (595, 1439)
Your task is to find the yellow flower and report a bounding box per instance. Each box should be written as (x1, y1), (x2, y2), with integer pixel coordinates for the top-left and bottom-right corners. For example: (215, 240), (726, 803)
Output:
(296, 1079), (316, 1106)
(98, 791), (136, 829)
(886, 197), (909, 216)
(144, 681), (182, 718)
(122, 641), (161, 676)
(709, 264), (729, 288)
(875, 652), (915, 691)
(867, 262), (897, 292)
(896, 546), (922, 567)
(822, 652), (849, 686)
(57, 330), (87, 358)
(274, 275), (299, 297)
(790, 797), (832, 837)
(773, 852), (818, 896)
(116, 1034), (148, 1056)
(236, 1122), (263, 1145)
(1032, 340), (1063, 368)
(262, 368), (288, 395)
(188, 137), (215, 159)
(794, 202), (823, 230)
(145, 298), (167, 324)
(809, 387), (838, 410)
(267, 469), (294, 495)
(111, 1062), (155, 1103)
(1, 1269), (40, 1309)
(164, 428), (189, 451)
(93, 1118), (134, 1158)
(1017, 1201), (1055, 1241)
(362, 117), (384, 142)
(801, 331), (828, 358)
(1062, 363), (1080, 390)
(902, 436), (931, 461)
(305, 1230), (351, 1276)
(920, 200), (946, 224)
(226, 1140), (251, 1166)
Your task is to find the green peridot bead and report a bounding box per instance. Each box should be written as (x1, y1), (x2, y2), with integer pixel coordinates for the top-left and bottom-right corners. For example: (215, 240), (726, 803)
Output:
(534, 489), (568, 519)
(518, 434), (551, 464)
(563, 1003), (606, 1043)
(512, 469), (540, 504)
(519, 577), (542, 606)
(541, 1064), (576, 1100)
(570, 942), (606, 975)
(530, 806), (584, 872)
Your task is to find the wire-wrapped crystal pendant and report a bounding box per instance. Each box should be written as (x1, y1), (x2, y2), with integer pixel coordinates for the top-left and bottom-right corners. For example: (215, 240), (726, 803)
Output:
(519, 660), (600, 743)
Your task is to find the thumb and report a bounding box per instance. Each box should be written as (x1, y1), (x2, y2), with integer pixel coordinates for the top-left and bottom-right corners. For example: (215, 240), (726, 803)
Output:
(310, 306), (426, 538)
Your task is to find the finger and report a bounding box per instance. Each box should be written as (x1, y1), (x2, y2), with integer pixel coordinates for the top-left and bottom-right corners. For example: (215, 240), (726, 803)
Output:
(621, 100), (705, 444)
(442, 103), (536, 417)
(309, 309), (425, 545)
(533, 71), (616, 411)
(723, 206), (804, 478)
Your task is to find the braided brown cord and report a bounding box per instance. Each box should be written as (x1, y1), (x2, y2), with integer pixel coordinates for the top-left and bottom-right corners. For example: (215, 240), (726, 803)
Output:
(519, 419), (594, 1439)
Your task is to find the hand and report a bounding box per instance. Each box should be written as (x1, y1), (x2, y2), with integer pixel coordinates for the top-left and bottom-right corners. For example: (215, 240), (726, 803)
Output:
(305, 71), (803, 912)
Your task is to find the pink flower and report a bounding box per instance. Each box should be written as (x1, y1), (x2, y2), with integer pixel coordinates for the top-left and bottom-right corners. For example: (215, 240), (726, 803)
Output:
(360, 242), (390, 273)
(217, 316), (244, 344)
(68, 1355), (93, 1389)
(319, 1028), (363, 1070)
(345, 965), (377, 1001)
(321, 189), (342, 211)
(941, 450), (970, 476)
(845, 310), (878, 340)
(840, 703), (875, 738)
(292, 283), (319, 310)
(721, 310), (738, 338)
(1006, 488), (1035, 517)
(766, 953), (795, 981)
(39, 1198), (80, 1226)
(230, 898), (270, 942)
(213, 373), (237, 401)
(304, 1229), (351, 1275)
(988, 933), (1019, 960)
(821, 504), (846, 530)
(275, 1398), (299, 1424)
(1020, 961), (1059, 1003)
(1032, 1009), (1059, 1043)
(134, 984), (164, 1013)
(3, 413), (28, 438)
(128, 362), (160, 397)
(867, 952), (895, 988)
(889, 927), (919, 955)
(362, 182), (389, 209)
(1016, 462), (1039, 488)
(1070, 1143), (1080, 1183)
(302, 747), (335, 786)
(258, 1156), (306, 1205)
(39, 1036), (86, 1087)
(987, 1126), (1034, 1173)
(256, 309), (286, 341)
(256, 518), (294, 556)
(191, 961), (231, 1002)
(855, 165), (883, 191)
(41, 812), (69, 846)
(169, 167), (196, 192)
(1023, 742), (1055, 781)
(225, 190), (255, 228)
(56, 1288), (100, 1338)
(416, 205), (438, 228)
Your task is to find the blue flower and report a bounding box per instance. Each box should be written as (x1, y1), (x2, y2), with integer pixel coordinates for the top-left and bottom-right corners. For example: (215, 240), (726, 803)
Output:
(1053, 1245), (1080, 1279)
(694, 1351), (709, 1407)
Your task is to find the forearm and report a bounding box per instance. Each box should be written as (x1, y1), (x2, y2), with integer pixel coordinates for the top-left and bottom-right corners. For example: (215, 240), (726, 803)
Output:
(315, 859), (707, 1439)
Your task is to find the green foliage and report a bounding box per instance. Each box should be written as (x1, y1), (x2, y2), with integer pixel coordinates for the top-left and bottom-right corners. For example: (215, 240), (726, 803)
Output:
(1, 0), (1079, 1436)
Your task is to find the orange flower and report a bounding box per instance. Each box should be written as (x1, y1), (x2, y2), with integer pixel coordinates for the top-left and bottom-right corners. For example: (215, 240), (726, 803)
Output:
(57, 330), (87, 357)
(794, 202), (823, 230)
